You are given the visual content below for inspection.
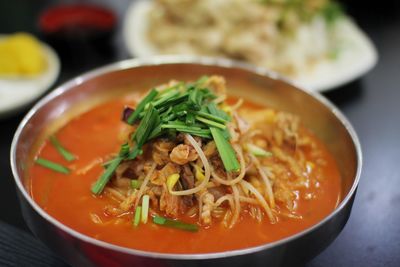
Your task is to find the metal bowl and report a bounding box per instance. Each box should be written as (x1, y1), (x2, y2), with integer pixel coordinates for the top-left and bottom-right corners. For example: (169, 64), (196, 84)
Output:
(10, 56), (362, 267)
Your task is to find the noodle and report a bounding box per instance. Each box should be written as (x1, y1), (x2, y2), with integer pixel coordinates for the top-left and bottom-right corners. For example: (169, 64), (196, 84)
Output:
(249, 154), (276, 209)
(134, 162), (157, 208)
(214, 194), (234, 208)
(229, 184), (241, 228)
(240, 180), (276, 223)
(231, 98), (244, 111)
(239, 196), (259, 205)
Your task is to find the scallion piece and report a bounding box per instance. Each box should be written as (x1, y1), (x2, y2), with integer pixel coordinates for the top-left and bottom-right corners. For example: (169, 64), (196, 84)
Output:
(141, 195), (150, 224)
(196, 111), (227, 124)
(185, 112), (195, 125)
(134, 206), (142, 227)
(49, 135), (76, 162)
(210, 127), (240, 172)
(152, 90), (180, 107)
(156, 82), (183, 97)
(161, 124), (211, 138)
(91, 157), (123, 195)
(195, 75), (209, 85)
(102, 157), (119, 169)
(35, 157), (70, 174)
(152, 216), (198, 232)
(119, 143), (130, 157)
(131, 180), (142, 189)
(207, 102), (230, 121)
(129, 104), (160, 159)
(195, 116), (226, 129)
(247, 144), (273, 157)
(127, 89), (158, 125)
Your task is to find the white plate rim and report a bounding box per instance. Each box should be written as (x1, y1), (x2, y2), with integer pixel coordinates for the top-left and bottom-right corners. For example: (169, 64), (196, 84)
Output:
(0, 35), (60, 118)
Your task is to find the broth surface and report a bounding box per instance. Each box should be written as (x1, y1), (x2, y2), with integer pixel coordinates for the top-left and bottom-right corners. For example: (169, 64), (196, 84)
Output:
(29, 95), (341, 253)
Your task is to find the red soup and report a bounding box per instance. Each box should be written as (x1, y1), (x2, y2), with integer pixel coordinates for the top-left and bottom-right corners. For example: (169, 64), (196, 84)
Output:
(29, 76), (341, 254)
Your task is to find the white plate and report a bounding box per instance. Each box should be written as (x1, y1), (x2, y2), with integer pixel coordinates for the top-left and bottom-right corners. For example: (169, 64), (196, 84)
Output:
(123, 0), (378, 92)
(0, 36), (60, 118)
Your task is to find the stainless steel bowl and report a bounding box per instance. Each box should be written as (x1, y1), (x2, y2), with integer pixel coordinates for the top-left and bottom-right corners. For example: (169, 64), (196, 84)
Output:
(10, 56), (362, 267)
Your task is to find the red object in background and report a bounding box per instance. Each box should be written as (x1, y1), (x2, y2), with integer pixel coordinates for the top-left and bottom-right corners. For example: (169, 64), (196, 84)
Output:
(38, 4), (116, 68)
(39, 4), (116, 34)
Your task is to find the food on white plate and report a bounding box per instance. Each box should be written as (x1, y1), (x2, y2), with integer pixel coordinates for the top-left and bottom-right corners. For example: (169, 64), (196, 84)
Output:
(0, 33), (47, 77)
(126, 0), (377, 91)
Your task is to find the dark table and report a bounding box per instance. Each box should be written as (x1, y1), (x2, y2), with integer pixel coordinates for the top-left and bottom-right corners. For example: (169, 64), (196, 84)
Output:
(1, 0), (399, 266)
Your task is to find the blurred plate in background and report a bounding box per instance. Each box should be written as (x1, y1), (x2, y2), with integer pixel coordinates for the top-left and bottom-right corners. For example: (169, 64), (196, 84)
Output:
(0, 35), (60, 118)
(123, 0), (377, 92)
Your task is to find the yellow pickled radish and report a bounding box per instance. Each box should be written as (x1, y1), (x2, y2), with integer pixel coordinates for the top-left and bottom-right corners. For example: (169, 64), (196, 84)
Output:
(0, 32), (46, 76)
(166, 173), (180, 191)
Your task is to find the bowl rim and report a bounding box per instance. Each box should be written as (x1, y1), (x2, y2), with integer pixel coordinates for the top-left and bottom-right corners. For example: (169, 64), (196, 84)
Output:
(10, 55), (362, 260)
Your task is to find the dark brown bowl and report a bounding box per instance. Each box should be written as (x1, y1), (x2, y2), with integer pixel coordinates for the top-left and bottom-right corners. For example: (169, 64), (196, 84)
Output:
(10, 56), (362, 267)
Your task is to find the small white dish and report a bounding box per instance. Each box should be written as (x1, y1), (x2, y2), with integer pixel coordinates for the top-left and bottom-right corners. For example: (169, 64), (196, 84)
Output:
(0, 35), (60, 118)
(123, 0), (378, 92)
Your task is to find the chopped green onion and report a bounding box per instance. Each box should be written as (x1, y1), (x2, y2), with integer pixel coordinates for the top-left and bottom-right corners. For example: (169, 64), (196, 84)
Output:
(49, 135), (75, 162)
(119, 143), (130, 157)
(35, 157), (70, 174)
(185, 112), (195, 125)
(188, 88), (202, 110)
(152, 90), (180, 107)
(141, 195), (150, 224)
(148, 124), (163, 140)
(129, 104), (160, 159)
(247, 144), (273, 157)
(156, 82), (183, 97)
(195, 75), (209, 85)
(102, 157), (119, 169)
(133, 206), (142, 227)
(207, 102), (230, 121)
(152, 216), (198, 232)
(210, 127), (240, 172)
(196, 116), (226, 129)
(161, 124), (211, 139)
(196, 111), (227, 124)
(131, 180), (142, 189)
(127, 89), (158, 124)
(221, 128), (231, 140)
(91, 157), (123, 195)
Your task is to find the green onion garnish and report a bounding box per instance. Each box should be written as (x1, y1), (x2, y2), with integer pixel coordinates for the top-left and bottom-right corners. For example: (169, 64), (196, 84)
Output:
(195, 116), (226, 129)
(127, 89), (158, 125)
(196, 111), (227, 124)
(49, 135), (75, 162)
(119, 143), (130, 157)
(134, 206), (142, 227)
(91, 157), (122, 195)
(210, 127), (240, 172)
(247, 144), (273, 157)
(35, 157), (70, 174)
(195, 75), (209, 86)
(131, 180), (142, 189)
(161, 124), (211, 139)
(141, 195), (150, 224)
(91, 76), (242, 195)
(207, 102), (230, 121)
(152, 216), (198, 232)
(129, 104), (160, 159)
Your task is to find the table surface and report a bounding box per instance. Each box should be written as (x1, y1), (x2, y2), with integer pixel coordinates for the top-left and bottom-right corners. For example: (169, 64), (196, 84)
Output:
(1, 1), (399, 266)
